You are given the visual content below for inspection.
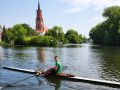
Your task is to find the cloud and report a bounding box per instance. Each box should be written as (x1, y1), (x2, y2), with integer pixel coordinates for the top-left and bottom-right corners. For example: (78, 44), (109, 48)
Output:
(61, 0), (120, 13)
(88, 16), (105, 26)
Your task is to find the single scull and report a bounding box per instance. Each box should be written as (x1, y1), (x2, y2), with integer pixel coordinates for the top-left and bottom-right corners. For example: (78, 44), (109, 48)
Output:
(3, 66), (120, 88)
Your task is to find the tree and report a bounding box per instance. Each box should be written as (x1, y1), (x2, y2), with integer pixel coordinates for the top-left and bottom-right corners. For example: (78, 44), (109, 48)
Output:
(89, 6), (120, 45)
(65, 29), (78, 38)
(103, 6), (120, 21)
(67, 34), (79, 43)
(30, 36), (43, 45)
(1, 26), (7, 42)
(22, 23), (38, 36)
(12, 24), (27, 37)
(78, 34), (83, 43)
(89, 22), (106, 44)
(1, 24), (38, 44)
(45, 26), (65, 43)
(5, 28), (14, 43)
(65, 29), (82, 44)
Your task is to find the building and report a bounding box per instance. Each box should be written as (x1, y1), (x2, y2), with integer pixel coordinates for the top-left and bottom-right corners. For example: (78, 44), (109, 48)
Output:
(36, 0), (47, 35)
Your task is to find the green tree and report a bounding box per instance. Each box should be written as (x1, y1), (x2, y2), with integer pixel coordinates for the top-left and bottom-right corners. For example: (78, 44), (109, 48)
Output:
(67, 34), (79, 43)
(14, 36), (32, 45)
(29, 36), (57, 47)
(89, 22), (106, 44)
(12, 24), (27, 38)
(65, 29), (78, 37)
(22, 24), (38, 36)
(5, 28), (14, 43)
(103, 6), (120, 21)
(1, 26), (14, 43)
(42, 36), (52, 46)
(78, 34), (83, 43)
(89, 6), (120, 45)
(45, 26), (65, 43)
(2, 24), (38, 45)
(103, 6), (120, 45)
(65, 29), (82, 44)
(30, 36), (43, 45)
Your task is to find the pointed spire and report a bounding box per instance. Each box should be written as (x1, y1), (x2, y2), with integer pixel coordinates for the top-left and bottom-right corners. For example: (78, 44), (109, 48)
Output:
(38, 0), (40, 10)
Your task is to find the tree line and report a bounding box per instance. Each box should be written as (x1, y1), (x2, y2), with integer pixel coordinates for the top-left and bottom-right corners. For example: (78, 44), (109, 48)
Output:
(1, 24), (85, 47)
(89, 6), (120, 45)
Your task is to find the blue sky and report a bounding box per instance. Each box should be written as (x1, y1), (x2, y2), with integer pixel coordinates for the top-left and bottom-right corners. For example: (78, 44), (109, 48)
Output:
(1, 0), (120, 37)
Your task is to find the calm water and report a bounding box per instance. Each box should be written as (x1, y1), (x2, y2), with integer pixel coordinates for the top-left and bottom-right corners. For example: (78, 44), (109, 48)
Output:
(0, 44), (120, 90)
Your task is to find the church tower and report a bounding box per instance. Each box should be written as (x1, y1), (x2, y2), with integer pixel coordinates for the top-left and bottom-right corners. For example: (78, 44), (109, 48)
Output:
(36, 0), (47, 35)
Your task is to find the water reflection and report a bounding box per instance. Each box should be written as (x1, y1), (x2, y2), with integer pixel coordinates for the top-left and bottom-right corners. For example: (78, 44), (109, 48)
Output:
(0, 47), (2, 60)
(63, 44), (82, 48)
(1, 46), (37, 69)
(0, 47), (3, 75)
(37, 48), (45, 63)
(90, 45), (120, 82)
(36, 47), (46, 70)
(45, 76), (61, 90)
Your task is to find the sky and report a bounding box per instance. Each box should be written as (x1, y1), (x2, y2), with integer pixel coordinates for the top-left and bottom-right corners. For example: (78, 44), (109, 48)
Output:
(1, 0), (120, 37)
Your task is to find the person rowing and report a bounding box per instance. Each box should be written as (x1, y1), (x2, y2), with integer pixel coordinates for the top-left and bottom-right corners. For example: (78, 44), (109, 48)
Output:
(46, 56), (62, 75)
(35, 56), (62, 75)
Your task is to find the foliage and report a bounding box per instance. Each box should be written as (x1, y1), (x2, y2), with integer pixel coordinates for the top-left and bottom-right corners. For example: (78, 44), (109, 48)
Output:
(67, 34), (79, 43)
(12, 24), (27, 37)
(89, 6), (120, 45)
(103, 6), (120, 21)
(78, 34), (83, 43)
(45, 26), (65, 43)
(14, 36), (31, 45)
(29, 36), (42, 45)
(1, 24), (84, 46)
(0, 42), (2, 45)
(1, 27), (6, 42)
(65, 29), (78, 37)
(46, 26), (84, 44)
(89, 22), (106, 44)
(1, 24), (38, 44)
(65, 29), (83, 44)
(22, 24), (38, 36)
(14, 35), (57, 47)
(42, 36), (57, 46)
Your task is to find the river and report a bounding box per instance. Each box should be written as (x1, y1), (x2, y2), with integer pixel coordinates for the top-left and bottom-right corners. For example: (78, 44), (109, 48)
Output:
(0, 44), (120, 90)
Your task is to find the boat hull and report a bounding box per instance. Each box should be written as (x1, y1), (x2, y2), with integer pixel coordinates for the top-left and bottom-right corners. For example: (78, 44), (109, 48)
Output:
(3, 66), (120, 88)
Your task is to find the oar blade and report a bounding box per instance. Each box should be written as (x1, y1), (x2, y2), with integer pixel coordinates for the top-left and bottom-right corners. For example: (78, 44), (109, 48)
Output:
(0, 87), (3, 90)
(62, 66), (67, 71)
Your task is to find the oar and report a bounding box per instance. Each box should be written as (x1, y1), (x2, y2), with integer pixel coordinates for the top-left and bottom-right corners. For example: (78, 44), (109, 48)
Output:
(0, 75), (34, 89)
(0, 73), (46, 90)
(0, 68), (45, 90)
(0, 87), (2, 90)
(62, 66), (67, 71)
(1, 66), (68, 89)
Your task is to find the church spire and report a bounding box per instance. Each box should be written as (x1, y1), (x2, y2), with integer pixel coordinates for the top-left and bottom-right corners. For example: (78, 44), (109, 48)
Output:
(38, 0), (40, 10)
(36, 0), (47, 35)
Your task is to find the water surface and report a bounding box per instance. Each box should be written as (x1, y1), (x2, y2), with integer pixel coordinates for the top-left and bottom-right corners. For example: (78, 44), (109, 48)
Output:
(0, 44), (120, 90)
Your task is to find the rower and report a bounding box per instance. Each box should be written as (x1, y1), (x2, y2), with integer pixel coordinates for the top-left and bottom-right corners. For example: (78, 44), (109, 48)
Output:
(35, 56), (62, 75)
(46, 56), (62, 75)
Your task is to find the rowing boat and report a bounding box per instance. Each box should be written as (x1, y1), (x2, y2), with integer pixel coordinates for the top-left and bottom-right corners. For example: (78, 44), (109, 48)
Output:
(3, 66), (120, 88)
